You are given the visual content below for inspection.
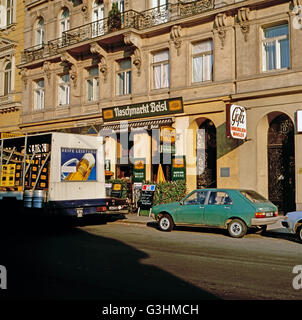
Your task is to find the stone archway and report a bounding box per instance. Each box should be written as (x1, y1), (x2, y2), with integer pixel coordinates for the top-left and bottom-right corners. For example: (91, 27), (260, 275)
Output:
(267, 112), (295, 213)
(196, 118), (217, 189)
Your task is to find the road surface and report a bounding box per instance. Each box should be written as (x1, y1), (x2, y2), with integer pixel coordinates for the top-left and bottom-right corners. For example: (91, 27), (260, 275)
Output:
(0, 215), (301, 300)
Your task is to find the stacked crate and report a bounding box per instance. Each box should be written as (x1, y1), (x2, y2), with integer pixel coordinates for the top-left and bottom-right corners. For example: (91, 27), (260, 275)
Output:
(0, 148), (23, 190)
(24, 155), (50, 190)
(0, 164), (16, 187)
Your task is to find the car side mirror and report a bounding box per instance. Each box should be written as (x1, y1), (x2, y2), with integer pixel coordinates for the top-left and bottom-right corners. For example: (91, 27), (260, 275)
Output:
(179, 201), (184, 205)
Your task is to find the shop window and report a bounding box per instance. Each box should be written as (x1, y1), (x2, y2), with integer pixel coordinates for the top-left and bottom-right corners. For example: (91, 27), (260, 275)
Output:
(262, 24), (290, 72)
(86, 66), (99, 101)
(116, 132), (134, 179)
(33, 79), (45, 111)
(152, 50), (169, 89)
(192, 40), (213, 83)
(58, 74), (70, 106)
(117, 58), (131, 96)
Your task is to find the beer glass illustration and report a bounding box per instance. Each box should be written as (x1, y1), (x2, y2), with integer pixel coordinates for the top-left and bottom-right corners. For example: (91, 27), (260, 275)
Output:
(62, 153), (96, 181)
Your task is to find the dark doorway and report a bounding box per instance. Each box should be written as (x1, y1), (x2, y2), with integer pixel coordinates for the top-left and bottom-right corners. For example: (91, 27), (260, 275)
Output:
(196, 119), (217, 189)
(267, 114), (295, 213)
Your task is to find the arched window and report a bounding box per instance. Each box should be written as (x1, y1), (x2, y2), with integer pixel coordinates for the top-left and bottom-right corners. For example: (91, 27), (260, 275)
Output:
(35, 17), (44, 47)
(60, 8), (70, 36)
(4, 62), (12, 96)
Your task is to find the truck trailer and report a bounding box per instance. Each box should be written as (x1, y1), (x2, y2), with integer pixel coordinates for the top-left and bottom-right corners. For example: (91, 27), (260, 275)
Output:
(0, 132), (107, 217)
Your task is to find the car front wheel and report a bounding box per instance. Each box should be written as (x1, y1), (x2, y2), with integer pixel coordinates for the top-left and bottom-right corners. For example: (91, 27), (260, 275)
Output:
(227, 219), (247, 238)
(297, 226), (302, 243)
(158, 214), (174, 232)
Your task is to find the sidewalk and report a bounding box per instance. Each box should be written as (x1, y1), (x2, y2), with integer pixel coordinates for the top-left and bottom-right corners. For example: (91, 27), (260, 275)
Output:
(111, 213), (290, 235)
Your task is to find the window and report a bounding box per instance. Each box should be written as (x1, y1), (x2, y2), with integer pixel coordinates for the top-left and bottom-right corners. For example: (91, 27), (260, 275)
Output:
(86, 67), (99, 101)
(208, 192), (232, 205)
(92, 0), (104, 37)
(192, 40), (213, 82)
(6, 0), (14, 25)
(34, 80), (44, 111)
(112, 0), (124, 12)
(58, 74), (70, 106)
(4, 62), (12, 96)
(35, 17), (44, 46)
(117, 59), (131, 95)
(152, 0), (168, 24)
(184, 190), (207, 205)
(153, 50), (169, 89)
(60, 8), (70, 37)
(262, 24), (290, 71)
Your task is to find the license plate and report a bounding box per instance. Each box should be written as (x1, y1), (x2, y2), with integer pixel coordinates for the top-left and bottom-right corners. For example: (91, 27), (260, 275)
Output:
(76, 208), (83, 217)
(266, 212), (274, 217)
(109, 206), (119, 211)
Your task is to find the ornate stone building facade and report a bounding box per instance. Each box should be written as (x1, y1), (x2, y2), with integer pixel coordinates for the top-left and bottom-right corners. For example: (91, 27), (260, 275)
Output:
(18, 0), (302, 212)
(0, 0), (24, 135)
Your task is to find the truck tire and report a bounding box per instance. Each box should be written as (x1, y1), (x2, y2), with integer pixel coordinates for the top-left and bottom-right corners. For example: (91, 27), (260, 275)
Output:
(227, 219), (247, 238)
(297, 226), (302, 243)
(159, 214), (174, 232)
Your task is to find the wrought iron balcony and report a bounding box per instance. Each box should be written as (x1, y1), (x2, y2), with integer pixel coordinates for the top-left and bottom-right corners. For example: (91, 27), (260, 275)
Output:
(21, 0), (215, 64)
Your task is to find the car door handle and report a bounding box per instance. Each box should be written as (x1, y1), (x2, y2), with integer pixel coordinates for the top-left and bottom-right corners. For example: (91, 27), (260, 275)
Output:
(224, 206), (231, 209)
(200, 206), (204, 209)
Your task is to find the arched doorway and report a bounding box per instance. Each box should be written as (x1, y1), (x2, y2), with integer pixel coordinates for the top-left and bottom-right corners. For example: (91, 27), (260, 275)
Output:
(196, 119), (217, 188)
(267, 113), (295, 213)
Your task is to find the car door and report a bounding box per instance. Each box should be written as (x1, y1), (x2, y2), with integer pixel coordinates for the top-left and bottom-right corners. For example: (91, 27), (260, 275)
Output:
(175, 190), (208, 224)
(203, 191), (232, 226)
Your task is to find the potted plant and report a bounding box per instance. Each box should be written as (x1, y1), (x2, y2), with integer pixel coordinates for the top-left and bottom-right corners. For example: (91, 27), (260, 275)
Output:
(107, 2), (122, 32)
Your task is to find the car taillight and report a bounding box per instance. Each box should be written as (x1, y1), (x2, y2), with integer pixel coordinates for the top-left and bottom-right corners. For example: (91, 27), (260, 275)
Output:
(255, 212), (266, 218)
(274, 211), (278, 217)
(97, 206), (107, 212)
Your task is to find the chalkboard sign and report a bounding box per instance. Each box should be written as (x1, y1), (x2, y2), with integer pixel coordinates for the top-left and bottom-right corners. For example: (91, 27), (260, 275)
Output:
(138, 184), (156, 210)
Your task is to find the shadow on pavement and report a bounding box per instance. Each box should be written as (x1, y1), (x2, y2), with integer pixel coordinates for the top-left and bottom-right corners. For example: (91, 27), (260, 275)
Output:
(0, 211), (219, 301)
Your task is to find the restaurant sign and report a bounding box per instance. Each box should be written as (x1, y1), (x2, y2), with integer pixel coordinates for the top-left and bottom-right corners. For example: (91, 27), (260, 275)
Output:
(102, 98), (183, 122)
(226, 104), (247, 140)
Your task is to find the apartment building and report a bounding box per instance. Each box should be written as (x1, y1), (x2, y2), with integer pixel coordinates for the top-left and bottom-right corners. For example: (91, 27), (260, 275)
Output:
(0, 0), (24, 135)
(18, 0), (302, 213)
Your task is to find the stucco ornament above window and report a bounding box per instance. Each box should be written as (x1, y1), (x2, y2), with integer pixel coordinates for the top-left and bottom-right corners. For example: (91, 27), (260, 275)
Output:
(237, 7), (250, 41)
(292, 1), (302, 30)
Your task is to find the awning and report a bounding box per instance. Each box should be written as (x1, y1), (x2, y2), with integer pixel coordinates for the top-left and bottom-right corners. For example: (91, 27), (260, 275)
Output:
(99, 117), (173, 135)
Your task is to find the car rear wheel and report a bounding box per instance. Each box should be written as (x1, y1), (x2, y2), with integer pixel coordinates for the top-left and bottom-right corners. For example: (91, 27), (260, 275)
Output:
(297, 226), (302, 243)
(227, 219), (247, 238)
(159, 214), (174, 232)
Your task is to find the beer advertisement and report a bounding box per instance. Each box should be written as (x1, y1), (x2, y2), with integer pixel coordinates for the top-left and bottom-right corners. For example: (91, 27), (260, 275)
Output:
(61, 148), (97, 182)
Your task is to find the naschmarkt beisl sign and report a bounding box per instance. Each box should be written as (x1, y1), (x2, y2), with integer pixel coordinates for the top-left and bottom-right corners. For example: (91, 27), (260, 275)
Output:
(226, 104), (247, 140)
(102, 97), (183, 122)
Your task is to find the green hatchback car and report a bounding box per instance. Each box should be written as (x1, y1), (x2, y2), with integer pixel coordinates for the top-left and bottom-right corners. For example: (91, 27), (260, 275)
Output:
(151, 189), (281, 238)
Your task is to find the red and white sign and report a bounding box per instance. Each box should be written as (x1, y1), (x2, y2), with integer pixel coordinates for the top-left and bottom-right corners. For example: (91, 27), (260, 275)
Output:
(229, 104), (247, 140)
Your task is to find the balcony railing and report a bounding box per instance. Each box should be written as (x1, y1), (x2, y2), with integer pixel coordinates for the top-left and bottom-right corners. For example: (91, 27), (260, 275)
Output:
(21, 0), (215, 64)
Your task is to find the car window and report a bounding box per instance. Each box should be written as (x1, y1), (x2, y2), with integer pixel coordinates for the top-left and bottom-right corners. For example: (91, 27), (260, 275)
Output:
(184, 191), (207, 205)
(208, 192), (232, 205)
(240, 190), (268, 203)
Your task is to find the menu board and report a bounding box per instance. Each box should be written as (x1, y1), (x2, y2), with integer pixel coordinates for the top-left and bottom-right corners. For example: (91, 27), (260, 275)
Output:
(138, 184), (156, 210)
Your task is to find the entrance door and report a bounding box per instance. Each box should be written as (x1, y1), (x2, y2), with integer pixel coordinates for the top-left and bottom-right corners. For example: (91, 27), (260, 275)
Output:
(196, 119), (217, 188)
(268, 114), (295, 213)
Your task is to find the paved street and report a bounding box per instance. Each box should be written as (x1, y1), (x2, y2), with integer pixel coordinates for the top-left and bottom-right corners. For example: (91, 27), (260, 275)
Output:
(0, 214), (301, 301)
